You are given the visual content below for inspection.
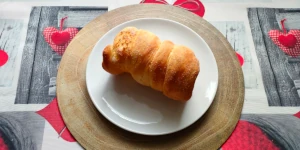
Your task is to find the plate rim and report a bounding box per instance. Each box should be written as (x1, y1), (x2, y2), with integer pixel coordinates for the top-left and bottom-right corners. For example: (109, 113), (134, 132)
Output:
(85, 17), (219, 136)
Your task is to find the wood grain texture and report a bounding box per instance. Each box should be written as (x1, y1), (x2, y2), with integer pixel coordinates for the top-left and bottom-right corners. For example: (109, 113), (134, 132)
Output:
(15, 7), (41, 103)
(248, 8), (300, 106)
(15, 6), (64, 104)
(57, 4), (244, 150)
(281, 8), (300, 12)
(211, 21), (257, 89)
(28, 6), (62, 103)
(0, 19), (23, 87)
(15, 6), (108, 104)
(288, 56), (300, 63)
(294, 80), (300, 89)
(69, 6), (108, 10)
(58, 10), (108, 28)
(276, 12), (300, 30)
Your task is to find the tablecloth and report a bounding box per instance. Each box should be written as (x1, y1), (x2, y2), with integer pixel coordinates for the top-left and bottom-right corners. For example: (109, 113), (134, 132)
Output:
(0, 0), (300, 149)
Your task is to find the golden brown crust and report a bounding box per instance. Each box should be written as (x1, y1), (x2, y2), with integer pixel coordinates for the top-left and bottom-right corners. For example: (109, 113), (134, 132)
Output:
(149, 41), (173, 91)
(102, 45), (124, 75)
(130, 30), (160, 86)
(102, 27), (200, 101)
(163, 46), (200, 101)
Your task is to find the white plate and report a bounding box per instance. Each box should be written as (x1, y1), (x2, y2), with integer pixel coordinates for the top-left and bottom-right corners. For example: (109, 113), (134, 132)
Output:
(86, 18), (218, 136)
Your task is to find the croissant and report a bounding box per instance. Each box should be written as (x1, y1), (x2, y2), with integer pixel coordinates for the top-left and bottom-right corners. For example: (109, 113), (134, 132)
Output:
(102, 27), (200, 101)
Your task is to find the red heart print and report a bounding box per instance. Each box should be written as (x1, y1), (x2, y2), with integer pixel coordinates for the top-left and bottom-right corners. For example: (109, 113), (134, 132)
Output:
(278, 34), (297, 48)
(43, 17), (78, 55)
(236, 52), (244, 66)
(43, 27), (78, 55)
(222, 120), (280, 150)
(0, 133), (8, 150)
(269, 19), (300, 57)
(140, 0), (205, 17)
(0, 50), (8, 67)
(173, 0), (205, 17)
(36, 97), (76, 142)
(51, 32), (71, 46)
(294, 111), (300, 119)
(269, 30), (300, 57)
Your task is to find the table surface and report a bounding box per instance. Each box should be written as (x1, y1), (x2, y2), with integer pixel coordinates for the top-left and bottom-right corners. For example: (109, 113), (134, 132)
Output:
(0, 0), (300, 150)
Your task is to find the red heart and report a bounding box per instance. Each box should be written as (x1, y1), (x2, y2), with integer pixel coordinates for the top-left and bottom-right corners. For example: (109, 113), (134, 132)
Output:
(36, 97), (76, 142)
(140, 0), (205, 17)
(236, 52), (244, 66)
(173, 0), (205, 17)
(278, 34), (297, 48)
(222, 120), (279, 150)
(43, 27), (78, 55)
(294, 111), (300, 119)
(0, 133), (8, 150)
(51, 32), (71, 46)
(0, 50), (8, 67)
(269, 30), (300, 57)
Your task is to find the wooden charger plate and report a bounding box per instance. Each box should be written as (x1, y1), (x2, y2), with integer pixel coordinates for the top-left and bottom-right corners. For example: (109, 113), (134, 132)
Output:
(57, 4), (244, 150)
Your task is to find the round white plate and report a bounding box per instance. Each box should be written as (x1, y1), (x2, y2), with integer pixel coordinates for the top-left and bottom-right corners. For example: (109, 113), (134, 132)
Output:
(86, 18), (218, 136)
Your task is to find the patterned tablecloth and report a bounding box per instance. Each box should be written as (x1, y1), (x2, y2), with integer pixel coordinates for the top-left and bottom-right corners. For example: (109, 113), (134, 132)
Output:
(0, 0), (300, 149)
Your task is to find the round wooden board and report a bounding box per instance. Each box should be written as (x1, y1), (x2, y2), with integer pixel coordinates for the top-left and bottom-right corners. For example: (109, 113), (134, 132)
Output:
(57, 4), (244, 150)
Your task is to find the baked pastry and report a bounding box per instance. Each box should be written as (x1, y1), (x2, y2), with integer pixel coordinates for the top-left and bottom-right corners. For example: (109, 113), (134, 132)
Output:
(102, 27), (200, 101)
